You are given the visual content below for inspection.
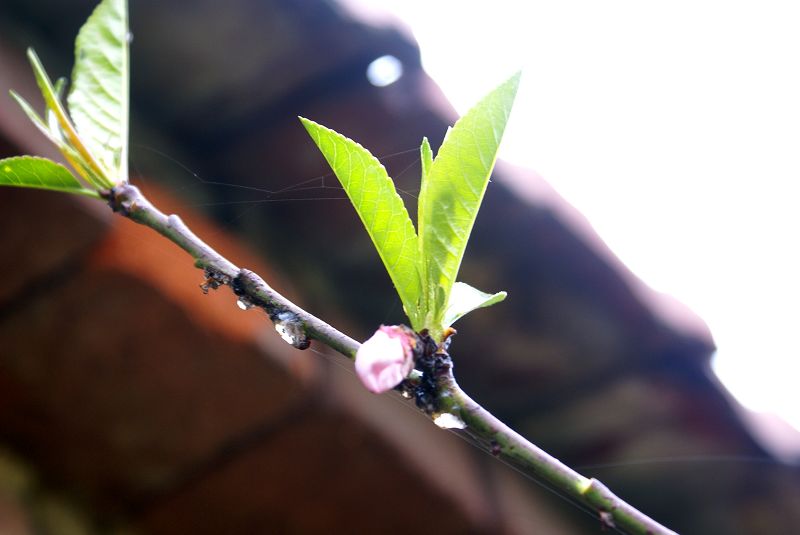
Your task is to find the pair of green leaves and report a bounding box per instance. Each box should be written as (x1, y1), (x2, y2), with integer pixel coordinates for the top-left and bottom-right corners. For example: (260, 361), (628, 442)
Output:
(1, 0), (128, 196)
(302, 72), (519, 341)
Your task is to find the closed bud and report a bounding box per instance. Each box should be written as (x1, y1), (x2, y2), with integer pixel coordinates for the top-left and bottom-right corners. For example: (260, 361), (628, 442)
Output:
(355, 325), (416, 394)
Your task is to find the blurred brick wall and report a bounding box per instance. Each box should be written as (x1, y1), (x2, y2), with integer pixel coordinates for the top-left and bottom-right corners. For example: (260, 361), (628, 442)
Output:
(2, 2), (800, 534)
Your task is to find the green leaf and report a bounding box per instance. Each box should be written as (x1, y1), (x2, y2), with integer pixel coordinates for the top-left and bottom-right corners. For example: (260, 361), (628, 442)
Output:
(67, 0), (129, 185)
(0, 156), (99, 197)
(417, 137), (434, 315)
(418, 72), (520, 338)
(26, 49), (111, 189)
(300, 117), (423, 328)
(443, 282), (506, 329)
(10, 89), (97, 189)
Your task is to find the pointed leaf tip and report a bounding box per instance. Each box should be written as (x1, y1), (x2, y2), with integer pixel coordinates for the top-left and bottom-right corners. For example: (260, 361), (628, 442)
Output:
(443, 282), (506, 328)
(420, 137), (433, 181)
(418, 73), (520, 338)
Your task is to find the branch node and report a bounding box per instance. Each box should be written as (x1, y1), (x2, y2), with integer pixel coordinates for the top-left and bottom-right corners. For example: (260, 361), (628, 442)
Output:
(104, 185), (130, 215)
(408, 331), (455, 415)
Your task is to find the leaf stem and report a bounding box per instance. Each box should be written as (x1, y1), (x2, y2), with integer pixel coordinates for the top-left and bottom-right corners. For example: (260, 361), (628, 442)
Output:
(105, 182), (675, 534)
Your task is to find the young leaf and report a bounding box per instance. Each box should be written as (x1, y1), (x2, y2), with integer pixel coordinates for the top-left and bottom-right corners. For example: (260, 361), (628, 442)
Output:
(26, 48), (111, 189)
(417, 137), (434, 314)
(67, 0), (129, 185)
(418, 72), (520, 338)
(420, 136), (433, 182)
(442, 282), (506, 329)
(10, 89), (96, 189)
(300, 117), (423, 328)
(0, 156), (99, 198)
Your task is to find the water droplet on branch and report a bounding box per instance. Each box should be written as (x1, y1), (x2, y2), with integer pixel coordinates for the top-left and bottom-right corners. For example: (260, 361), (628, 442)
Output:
(273, 311), (310, 349)
(433, 412), (466, 430)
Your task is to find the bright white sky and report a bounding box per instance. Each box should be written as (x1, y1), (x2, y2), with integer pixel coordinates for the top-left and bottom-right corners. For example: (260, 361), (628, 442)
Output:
(359, 1), (800, 435)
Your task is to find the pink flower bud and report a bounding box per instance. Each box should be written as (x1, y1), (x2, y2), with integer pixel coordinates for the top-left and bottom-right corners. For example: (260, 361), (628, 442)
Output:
(355, 325), (416, 394)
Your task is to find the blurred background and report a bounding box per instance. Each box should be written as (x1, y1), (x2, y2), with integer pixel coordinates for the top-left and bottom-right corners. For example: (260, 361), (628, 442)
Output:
(1, 0), (799, 533)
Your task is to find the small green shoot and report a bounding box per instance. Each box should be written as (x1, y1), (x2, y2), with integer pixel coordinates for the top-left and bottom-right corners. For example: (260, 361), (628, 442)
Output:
(303, 73), (520, 341)
(3, 0), (129, 195)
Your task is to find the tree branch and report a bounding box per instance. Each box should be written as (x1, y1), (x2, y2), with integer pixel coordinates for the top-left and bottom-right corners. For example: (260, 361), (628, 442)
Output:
(105, 183), (358, 356)
(445, 374), (675, 535)
(104, 182), (676, 535)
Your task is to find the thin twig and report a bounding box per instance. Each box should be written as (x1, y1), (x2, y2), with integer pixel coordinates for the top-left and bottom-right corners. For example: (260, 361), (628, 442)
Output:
(444, 373), (676, 535)
(104, 183), (676, 535)
(105, 183), (357, 357)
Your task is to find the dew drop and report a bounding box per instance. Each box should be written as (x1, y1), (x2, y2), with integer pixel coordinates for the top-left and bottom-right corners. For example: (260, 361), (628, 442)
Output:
(433, 412), (466, 430)
(273, 311), (310, 349)
(275, 323), (296, 345)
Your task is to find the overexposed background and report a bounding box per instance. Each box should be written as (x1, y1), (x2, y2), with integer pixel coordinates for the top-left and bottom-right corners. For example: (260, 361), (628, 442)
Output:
(355, 0), (800, 437)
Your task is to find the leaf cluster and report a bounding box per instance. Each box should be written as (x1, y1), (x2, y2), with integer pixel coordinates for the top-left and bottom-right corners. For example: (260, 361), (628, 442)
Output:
(1, 0), (128, 196)
(302, 73), (519, 340)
